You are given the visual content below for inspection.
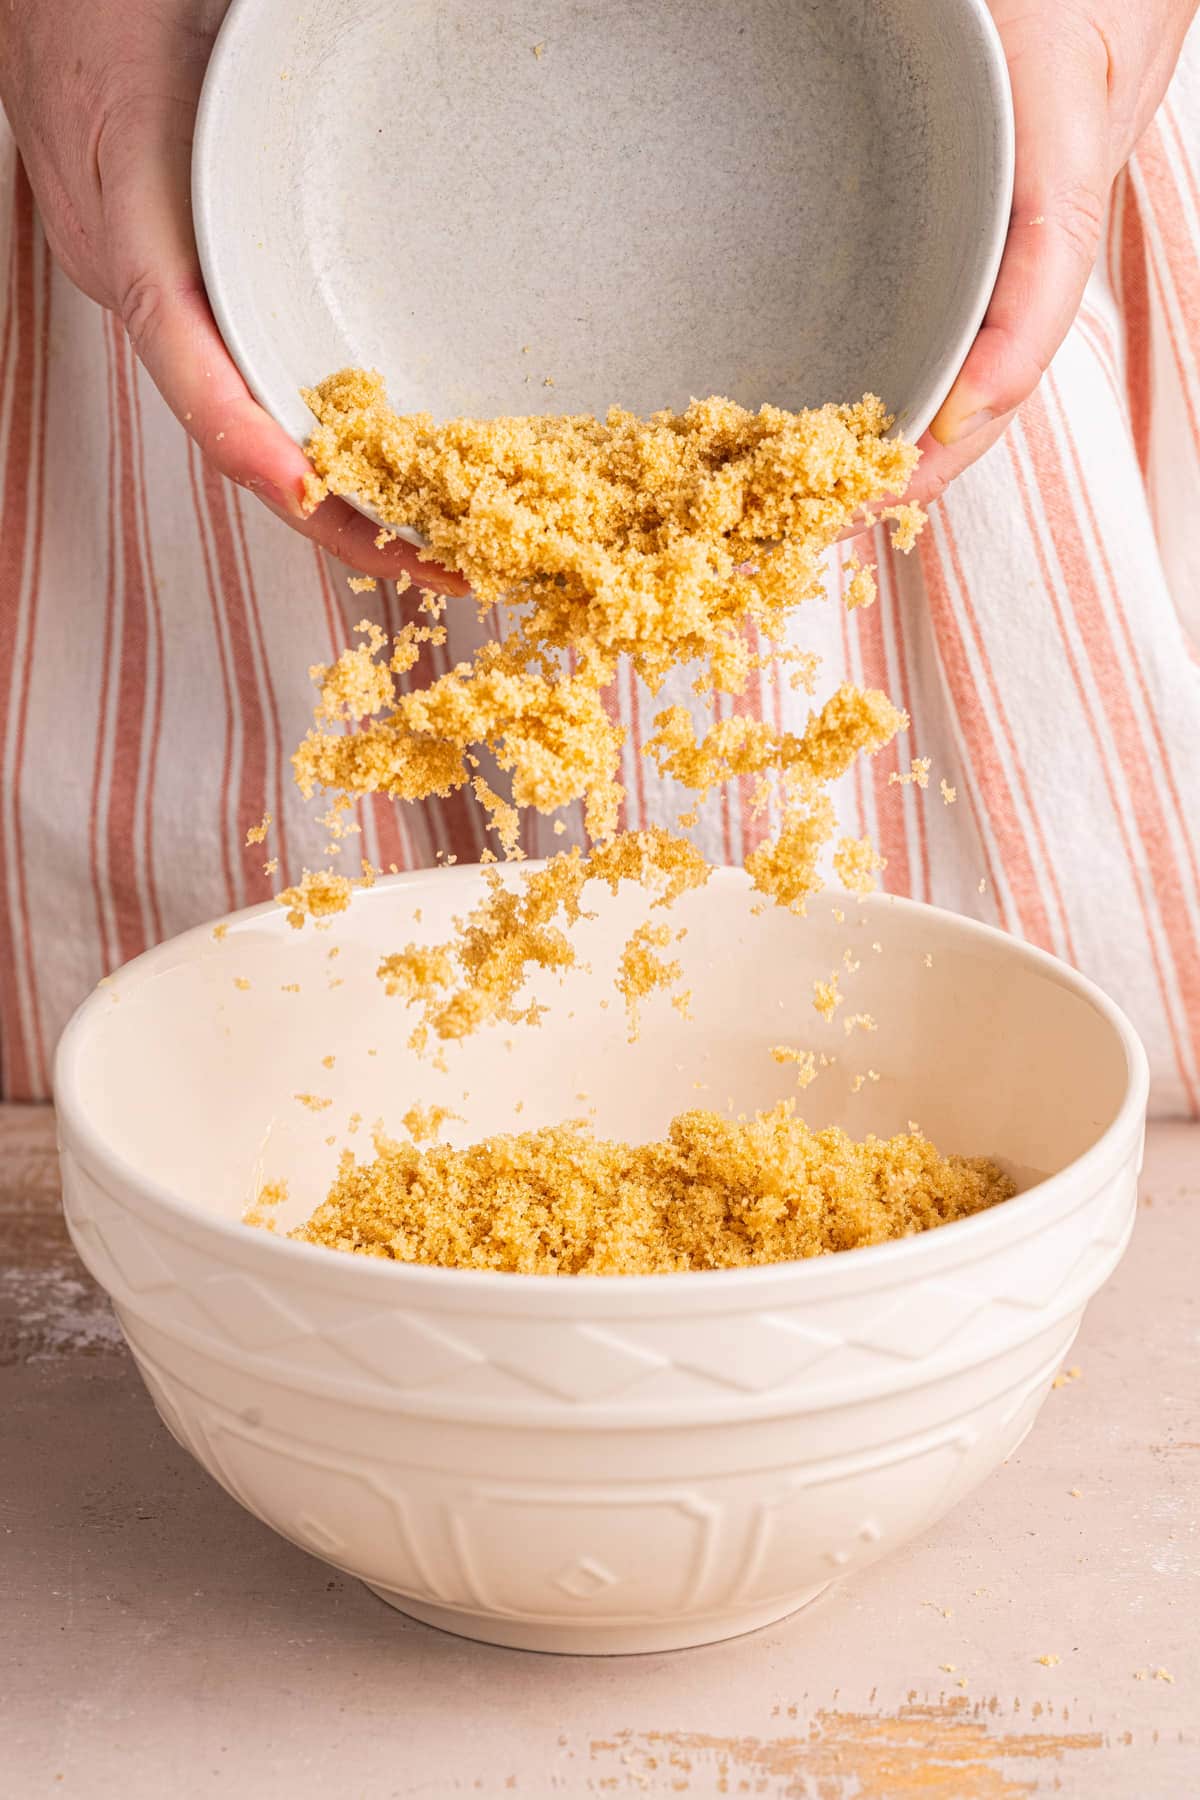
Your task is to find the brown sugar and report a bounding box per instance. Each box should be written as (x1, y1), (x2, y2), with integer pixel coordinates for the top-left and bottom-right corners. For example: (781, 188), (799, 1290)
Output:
(295, 372), (924, 1033)
(263, 377), (1015, 1279)
(291, 1109), (1013, 1275)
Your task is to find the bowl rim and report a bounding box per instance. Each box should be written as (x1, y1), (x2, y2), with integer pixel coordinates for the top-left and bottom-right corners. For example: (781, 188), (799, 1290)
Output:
(191, 0), (1015, 471)
(54, 868), (1150, 1300)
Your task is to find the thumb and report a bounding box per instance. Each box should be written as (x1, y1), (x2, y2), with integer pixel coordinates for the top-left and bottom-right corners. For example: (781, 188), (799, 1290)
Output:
(931, 14), (1112, 447)
(96, 96), (467, 592)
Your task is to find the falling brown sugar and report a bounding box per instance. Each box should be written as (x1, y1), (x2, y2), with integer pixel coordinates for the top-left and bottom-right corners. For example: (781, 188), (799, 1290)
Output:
(296, 371), (924, 1034)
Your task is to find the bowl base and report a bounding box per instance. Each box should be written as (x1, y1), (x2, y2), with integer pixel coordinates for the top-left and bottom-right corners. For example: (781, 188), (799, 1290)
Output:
(362, 1583), (830, 1656)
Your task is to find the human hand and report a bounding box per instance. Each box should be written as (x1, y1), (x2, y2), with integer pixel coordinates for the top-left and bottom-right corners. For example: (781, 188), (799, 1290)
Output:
(904, 0), (1199, 512)
(0, 0), (465, 590)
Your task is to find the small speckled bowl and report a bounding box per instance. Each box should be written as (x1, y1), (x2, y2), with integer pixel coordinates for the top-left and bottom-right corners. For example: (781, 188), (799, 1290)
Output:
(194, 0), (1014, 542)
(56, 870), (1146, 1655)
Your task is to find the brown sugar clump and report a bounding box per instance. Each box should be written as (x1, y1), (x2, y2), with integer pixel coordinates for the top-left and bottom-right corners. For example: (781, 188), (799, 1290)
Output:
(243, 1177), (288, 1233)
(615, 921), (683, 1038)
(277, 868), (357, 930)
(400, 1102), (460, 1144)
(770, 1045), (819, 1089)
(833, 834), (886, 896)
(291, 1109), (1013, 1275)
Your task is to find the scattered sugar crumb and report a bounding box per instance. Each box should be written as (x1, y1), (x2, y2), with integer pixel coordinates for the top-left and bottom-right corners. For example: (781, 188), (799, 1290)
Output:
(940, 778), (957, 805)
(212, 922), (229, 942)
(813, 974), (842, 1021)
(245, 813), (271, 846)
(401, 1102), (460, 1144)
(888, 756), (931, 789)
(295, 1093), (332, 1112)
(1036, 1654), (1061, 1667)
(243, 1178), (288, 1232)
(770, 1045), (818, 1089)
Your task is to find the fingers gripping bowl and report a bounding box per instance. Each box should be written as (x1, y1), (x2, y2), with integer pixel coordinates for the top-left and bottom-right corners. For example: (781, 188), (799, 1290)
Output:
(56, 871), (1146, 1655)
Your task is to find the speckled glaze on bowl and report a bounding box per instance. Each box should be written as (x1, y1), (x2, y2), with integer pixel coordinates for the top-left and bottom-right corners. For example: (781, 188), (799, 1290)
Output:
(55, 870), (1146, 1654)
(193, 0), (1014, 543)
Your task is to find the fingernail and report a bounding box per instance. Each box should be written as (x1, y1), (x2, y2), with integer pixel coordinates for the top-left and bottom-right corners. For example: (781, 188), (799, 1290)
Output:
(247, 476), (307, 521)
(930, 403), (996, 449)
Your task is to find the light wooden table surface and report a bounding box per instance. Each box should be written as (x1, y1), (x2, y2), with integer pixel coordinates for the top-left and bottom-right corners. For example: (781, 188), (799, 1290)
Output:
(3, 1106), (1196, 1799)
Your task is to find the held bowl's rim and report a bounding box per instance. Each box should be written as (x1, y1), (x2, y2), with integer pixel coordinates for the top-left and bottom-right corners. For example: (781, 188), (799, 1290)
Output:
(898, 0), (1014, 443)
(54, 869), (1150, 1303)
(191, 0), (1015, 486)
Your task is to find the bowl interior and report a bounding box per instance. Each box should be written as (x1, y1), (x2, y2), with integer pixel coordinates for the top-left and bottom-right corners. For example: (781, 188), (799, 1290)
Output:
(195, 0), (1012, 450)
(62, 872), (1130, 1239)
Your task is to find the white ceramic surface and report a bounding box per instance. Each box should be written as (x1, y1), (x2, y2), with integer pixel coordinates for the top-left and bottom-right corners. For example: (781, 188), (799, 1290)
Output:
(55, 871), (1146, 1654)
(194, 0), (1014, 540)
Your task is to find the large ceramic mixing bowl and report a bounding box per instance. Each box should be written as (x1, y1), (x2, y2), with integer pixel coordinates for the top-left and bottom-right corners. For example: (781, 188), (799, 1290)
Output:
(55, 871), (1146, 1653)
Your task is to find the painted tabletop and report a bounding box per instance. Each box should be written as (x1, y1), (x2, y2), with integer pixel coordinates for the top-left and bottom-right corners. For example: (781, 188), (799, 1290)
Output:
(3, 1106), (1196, 1798)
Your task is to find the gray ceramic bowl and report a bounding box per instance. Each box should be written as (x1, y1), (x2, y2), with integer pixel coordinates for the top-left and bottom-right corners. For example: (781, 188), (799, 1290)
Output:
(194, 0), (1013, 465)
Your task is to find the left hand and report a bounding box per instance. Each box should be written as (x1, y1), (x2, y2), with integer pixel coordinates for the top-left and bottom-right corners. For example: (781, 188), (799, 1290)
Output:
(904, 0), (1199, 513)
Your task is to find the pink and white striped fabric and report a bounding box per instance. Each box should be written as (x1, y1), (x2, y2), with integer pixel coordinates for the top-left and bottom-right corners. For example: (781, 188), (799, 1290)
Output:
(2, 39), (1199, 1113)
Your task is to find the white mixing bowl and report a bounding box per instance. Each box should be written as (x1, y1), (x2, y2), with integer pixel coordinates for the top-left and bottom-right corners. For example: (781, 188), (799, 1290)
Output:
(56, 870), (1146, 1654)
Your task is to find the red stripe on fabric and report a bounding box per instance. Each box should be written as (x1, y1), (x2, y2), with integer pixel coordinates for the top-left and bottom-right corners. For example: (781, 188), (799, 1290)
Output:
(127, 365), (165, 946)
(0, 171), (51, 1096)
(915, 516), (1055, 948)
(198, 459), (272, 906)
(1116, 180), (1155, 484)
(104, 323), (157, 964)
(185, 441), (239, 913)
(233, 490), (292, 890)
(1017, 392), (1200, 1102)
(853, 548), (911, 897)
(88, 309), (123, 967)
